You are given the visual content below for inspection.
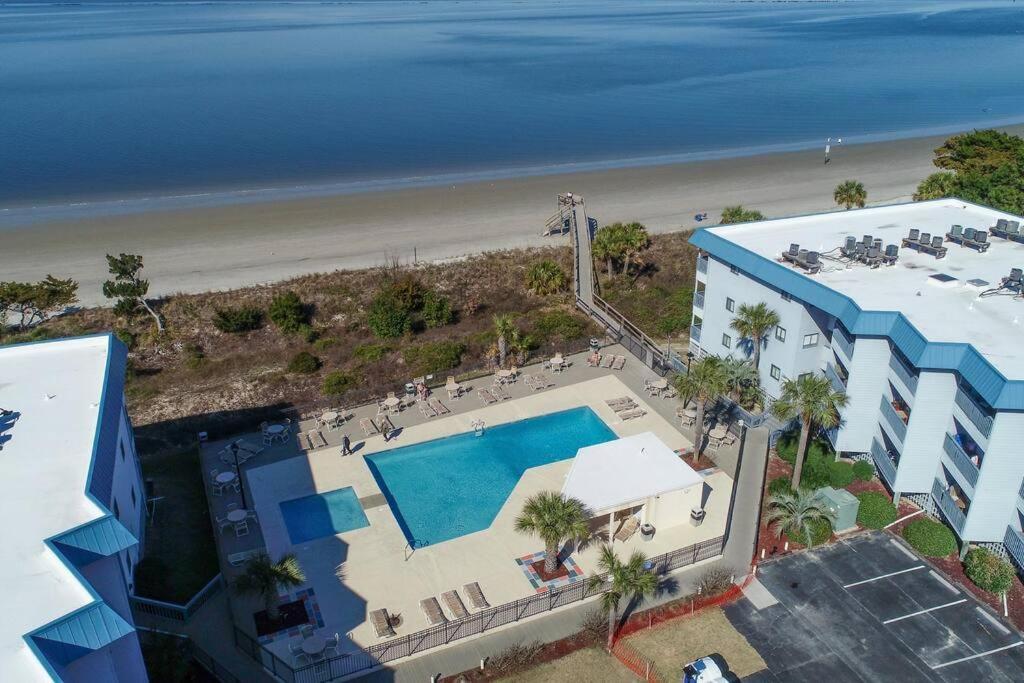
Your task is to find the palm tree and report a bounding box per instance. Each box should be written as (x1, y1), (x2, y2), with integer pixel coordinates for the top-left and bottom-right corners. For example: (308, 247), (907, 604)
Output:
(834, 180), (867, 210)
(675, 356), (729, 456)
(514, 491), (590, 575)
(730, 302), (780, 371)
(587, 545), (658, 650)
(233, 553), (306, 621)
(525, 260), (567, 296)
(721, 357), (758, 401)
(493, 314), (516, 367)
(620, 222), (650, 276)
(771, 374), (847, 491)
(592, 224), (625, 279)
(765, 489), (837, 547)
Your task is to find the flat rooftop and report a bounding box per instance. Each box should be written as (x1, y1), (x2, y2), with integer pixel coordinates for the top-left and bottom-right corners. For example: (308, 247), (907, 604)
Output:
(707, 199), (1024, 378)
(0, 335), (114, 681)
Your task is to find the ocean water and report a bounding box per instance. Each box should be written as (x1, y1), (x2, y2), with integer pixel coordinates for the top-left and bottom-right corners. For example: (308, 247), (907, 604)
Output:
(2, 0), (1024, 211)
(364, 407), (616, 546)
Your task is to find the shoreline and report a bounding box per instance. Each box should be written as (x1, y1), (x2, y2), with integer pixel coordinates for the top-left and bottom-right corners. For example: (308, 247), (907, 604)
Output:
(5, 123), (1024, 308)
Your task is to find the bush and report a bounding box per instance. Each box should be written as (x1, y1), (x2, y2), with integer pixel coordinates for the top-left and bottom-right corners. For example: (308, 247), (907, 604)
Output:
(385, 273), (425, 312)
(856, 491), (897, 529)
(963, 547), (1015, 594)
(852, 459), (874, 482)
(367, 292), (411, 339)
(287, 351), (321, 374)
(828, 460), (855, 489)
(768, 477), (792, 496)
(322, 370), (357, 397)
(403, 341), (466, 376)
(525, 260), (568, 295)
(268, 291), (308, 334)
(902, 518), (957, 557)
(655, 287), (695, 337)
(312, 336), (337, 351)
(578, 608), (608, 642)
(353, 343), (392, 363)
(422, 291), (454, 328)
(489, 641), (544, 674)
(212, 306), (264, 333)
(695, 566), (735, 596)
(183, 342), (205, 370)
(787, 517), (832, 547)
(776, 430), (833, 464)
(801, 453), (832, 491)
(531, 309), (586, 344)
(114, 327), (137, 350)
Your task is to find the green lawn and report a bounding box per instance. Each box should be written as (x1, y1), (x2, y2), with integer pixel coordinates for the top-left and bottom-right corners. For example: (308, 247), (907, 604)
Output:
(501, 647), (635, 682)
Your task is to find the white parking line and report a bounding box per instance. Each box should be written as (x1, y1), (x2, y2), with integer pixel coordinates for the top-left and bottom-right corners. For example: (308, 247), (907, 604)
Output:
(928, 570), (959, 593)
(844, 565), (923, 588)
(882, 598), (967, 624)
(931, 642), (1024, 669)
(976, 607), (1011, 636)
(889, 537), (918, 560)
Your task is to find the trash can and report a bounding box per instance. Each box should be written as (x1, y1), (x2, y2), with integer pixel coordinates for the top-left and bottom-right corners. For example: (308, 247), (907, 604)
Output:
(640, 523), (656, 541)
(690, 507), (706, 527)
(404, 382), (416, 397)
(589, 338), (601, 353)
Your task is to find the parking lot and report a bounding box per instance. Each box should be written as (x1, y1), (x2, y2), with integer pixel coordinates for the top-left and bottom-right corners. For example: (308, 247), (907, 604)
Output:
(724, 531), (1024, 681)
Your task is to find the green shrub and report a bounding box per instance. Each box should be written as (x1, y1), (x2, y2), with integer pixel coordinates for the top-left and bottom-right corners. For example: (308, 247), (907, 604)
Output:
(902, 518), (957, 557)
(268, 291), (308, 334)
(287, 351), (321, 374)
(403, 341), (466, 376)
(801, 453), (832, 490)
(312, 336), (337, 351)
(183, 342), (205, 370)
(114, 327), (137, 350)
(422, 291), (454, 328)
(386, 274), (425, 312)
(786, 517), (832, 547)
(212, 306), (264, 333)
(322, 370), (357, 397)
(367, 292), (411, 339)
(531, 309), (586, 343)
(856, 491), (897, 529)
(828, 460), (855, 489)
(299, 324), (319, 343)
(963, 547), (1015, 594)
(353, 343), (392, 363)
(525, 260), (568, 295)
(776, 430), (834, 464)
(852, 459), (874, 482)
(768, 477), (792, 496)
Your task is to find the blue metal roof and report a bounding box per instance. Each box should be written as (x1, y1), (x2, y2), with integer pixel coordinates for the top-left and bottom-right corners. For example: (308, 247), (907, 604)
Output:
(86, 336), (128, 505)
(52, 516), (137, 567)
(30, 603), (134, 667)
(690, 229), (1024, 411)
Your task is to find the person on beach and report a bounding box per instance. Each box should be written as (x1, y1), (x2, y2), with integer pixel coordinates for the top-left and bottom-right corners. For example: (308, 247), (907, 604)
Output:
(341, 434), (351, 456)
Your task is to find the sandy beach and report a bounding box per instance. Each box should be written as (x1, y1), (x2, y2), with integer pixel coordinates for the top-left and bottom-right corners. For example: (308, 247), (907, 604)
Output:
(5, 125), (1023, 308)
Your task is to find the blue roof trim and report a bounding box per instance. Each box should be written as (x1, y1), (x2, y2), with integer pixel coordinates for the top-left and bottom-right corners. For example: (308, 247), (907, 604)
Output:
(87, 336), (127, 505)
(690, 229), (1024, 410)
(29, 603), (133, 667)
(53, 516), (138, 566)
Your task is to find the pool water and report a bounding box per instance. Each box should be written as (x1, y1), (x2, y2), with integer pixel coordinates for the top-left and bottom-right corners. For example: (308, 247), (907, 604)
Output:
(365, 407), (616, 546)
(279, 486), (369, 544)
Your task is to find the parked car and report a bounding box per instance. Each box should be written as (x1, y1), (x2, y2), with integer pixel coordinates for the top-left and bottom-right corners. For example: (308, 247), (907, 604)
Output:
(682, 656), (726, 683)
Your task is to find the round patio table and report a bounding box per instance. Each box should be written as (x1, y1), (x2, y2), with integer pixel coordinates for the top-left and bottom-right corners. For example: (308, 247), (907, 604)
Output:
(214, 471), (236, 485)
(708, 426), (729, 441)
(321, 411), (339, 425)
(302, 637), (327, 656)
(496, 369), (513, 380)
(266, 424), (285, 435)
(227, 509), (248, 523)
(652, 378), (669, 390)
(383, 396), (402, 408)
(682, 408), (697, 418)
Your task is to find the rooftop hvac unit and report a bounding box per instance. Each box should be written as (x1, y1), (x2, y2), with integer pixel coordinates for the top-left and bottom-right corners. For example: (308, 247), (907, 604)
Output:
(909, 228), (920, 241)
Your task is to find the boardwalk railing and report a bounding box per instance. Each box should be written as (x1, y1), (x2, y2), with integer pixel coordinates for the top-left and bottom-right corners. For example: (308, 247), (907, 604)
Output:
(235, 536), (725, 682)
(131, 574), (224, 624)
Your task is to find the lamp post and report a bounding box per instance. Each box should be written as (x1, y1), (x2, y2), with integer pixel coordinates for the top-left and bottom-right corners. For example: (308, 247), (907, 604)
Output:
(686, 351), (695, 372)
(230, 442), (248, 509)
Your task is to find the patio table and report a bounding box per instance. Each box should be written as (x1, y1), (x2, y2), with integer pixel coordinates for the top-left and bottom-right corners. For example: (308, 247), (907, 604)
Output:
(302, 637), (327, 656)
(227, 509), (249, 523)
(652, 378), (669, 391)
(708, 426), (729, 441)
(682, 408), (697, 418)
(383, 396), (402, 409)
(266, 424), (285, 435)
(214, 471), (236, 485)
(321, 411), (339, 427)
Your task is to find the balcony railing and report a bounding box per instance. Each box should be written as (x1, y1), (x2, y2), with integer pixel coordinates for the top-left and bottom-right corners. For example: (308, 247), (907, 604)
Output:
(954, 387), (993, 439)
(832, 327), (854, 360)
(942, 434), (979, 489)
(694, 290), (705, 310)
(697, 256), (709, 274)
(880, 396), (907, 443)
(870, 438), (897, 486)
(825, 363), (847, 395)
(1005, 526), (1024, 573)
(932, 478), (966, 536)
(690, 324), (702, 343)
(889, 354), (918, 395)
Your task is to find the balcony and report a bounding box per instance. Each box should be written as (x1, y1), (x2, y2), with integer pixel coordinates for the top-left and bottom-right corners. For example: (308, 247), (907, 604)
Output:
(832, 327), (854, 361)
(870, 438), (897, 487)
(697, 255), (709, 274)
(932, 478), (967, 537)
(825, 363), (847, 395)
(694, 290), (705, 310)
(1005, 526), (1024, 573)
(942, 433), (979, 489)
(880, 396), (908, 444)
(690, 324), (702, 343)
(954, 387), (993, 439)
(889, 354), (918, 395)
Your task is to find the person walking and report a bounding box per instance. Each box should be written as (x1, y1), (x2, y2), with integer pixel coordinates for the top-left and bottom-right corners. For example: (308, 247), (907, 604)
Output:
(341, 434), (351, 456)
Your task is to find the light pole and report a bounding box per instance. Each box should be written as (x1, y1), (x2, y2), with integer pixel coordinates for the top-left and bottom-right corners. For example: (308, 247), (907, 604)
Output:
(686, 351), (695, 372)
(230, 442), (248, 509)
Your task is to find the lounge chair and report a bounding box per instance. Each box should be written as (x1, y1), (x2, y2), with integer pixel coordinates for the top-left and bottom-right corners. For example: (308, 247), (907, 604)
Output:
(228, 547), (266, 567)
(311, 430), (328, 448)
(612, 355), (626, 370)
(537, 372), (555, 388)
(601, 354), (615, 368)
(420, 597), (448, 626)
(463, 582), (490, 610)
(296, 432), (312, 451)
(615, 516), (640, 542)
(614, 403), (638, 414)
(661, 386), (678, 399)
(478, 388), (498, 404)
(370, 609), (396, 638)
(523, 375), (537, 390)
(360, 417), (380, 436)
(619, 408), (646, 420)
(419, 401), (436, 419)
(491, 384), (511, 401)
(428, 397), (450, 415)
(442, 590), (470, 619)
(606, 397), (636, 410)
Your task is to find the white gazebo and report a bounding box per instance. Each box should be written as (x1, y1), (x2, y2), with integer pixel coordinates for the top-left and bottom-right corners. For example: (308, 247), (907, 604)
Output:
(562, 432), (705, 540)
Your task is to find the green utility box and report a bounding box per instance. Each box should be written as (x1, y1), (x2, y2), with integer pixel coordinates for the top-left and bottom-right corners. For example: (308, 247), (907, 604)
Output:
(816, 486), (860, 533)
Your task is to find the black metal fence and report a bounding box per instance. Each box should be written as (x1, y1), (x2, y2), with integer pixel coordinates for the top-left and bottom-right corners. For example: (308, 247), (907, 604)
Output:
(234, 535), (725, 682)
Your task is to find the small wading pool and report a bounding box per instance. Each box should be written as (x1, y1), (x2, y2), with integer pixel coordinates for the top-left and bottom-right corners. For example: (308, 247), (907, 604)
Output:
(279, 486), (369, 544)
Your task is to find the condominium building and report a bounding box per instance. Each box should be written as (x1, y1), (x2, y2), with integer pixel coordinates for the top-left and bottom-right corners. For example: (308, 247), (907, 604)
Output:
(689, 199), (1024, 566)
(0, 334), (149, 682)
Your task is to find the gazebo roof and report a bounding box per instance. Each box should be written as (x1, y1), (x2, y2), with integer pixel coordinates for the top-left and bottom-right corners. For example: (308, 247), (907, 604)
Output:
(561, 432), (704, 514)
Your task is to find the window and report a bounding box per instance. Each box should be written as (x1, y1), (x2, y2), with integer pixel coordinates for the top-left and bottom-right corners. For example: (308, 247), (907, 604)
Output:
(730, 265), (739, 275)
(119, 441), (125, 462)
(781, 291), (792, 302)
(725, 297), (735, 312)
(798, 372), (812, 381)
(802, 333), (819, 348)
(131, 486), (137, 509)
(721, 333), (732, 349)
(770, 364), (781, 380)
(775, 326), (787, 342)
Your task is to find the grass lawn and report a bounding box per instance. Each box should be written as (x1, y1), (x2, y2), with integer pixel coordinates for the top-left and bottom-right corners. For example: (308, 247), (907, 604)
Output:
(136, 448), (219, 604)
(624, 607), (765, 680)
(501, 647), (635, 682)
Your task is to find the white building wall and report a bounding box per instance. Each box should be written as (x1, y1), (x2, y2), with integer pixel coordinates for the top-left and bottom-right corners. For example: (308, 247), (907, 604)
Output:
(80, 557), (133, 627)
(895, 372), (956, 495)
(109, 401), (145, 595)
(834, 337), (889, 454)
(649, 486), (702, 529)
(964, 412), (1024, 543)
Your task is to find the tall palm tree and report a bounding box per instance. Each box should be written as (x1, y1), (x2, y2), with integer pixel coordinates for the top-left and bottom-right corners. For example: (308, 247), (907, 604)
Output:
(721, 357), (758, 401)
(233, 553), (306, 620)
(771, 374), (847, 491)
(833, 180), (867, 210)
(730, 302), (780, 371)
(765, 489), (837, 547)
(620, 222), (650, 276)
(675, 356), (729, 456)
(592, 224), (625, 280)
(515, 491), (590, 574)
(587, 546), (658, 650)
(493, 314), (516, 367)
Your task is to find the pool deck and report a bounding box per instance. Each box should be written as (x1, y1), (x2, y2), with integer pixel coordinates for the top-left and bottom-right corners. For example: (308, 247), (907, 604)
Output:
(198, 346), (737, 664)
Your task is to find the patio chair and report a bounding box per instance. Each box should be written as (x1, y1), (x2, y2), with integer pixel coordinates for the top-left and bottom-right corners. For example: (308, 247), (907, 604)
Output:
(508, 365), (518, 381)
(324, 632), (340, 656)
(376, 400), (387, 417)
(463, 582), (490, 610)
(606, 397), (633, 409)
(612, 355), (626, 370)
(428, 397), (450, 415)
(234, 520), (249, 537)
(419, 401), (436, 419)
(661, 386), (678, 399)
(370, 609), (396, 639)
(615, 516), (640, 542)
(491, 384), (510, 401)
(211, 481), (225, 497)
(478, 388), (498, 405)
(522, 375), (536, 390)
(360, 417), (380, 436)
(299, 624), (314, 639)
(228, 547), (265, 567)
(296, 432), (313, 451)
(538, 373), (555, 388)
(600, 354), (614, 368)
(420, 597), (448, 626)
(588, 353), (602, 367)
(378, 415), (395, 438)
(291, 652), (310, 667)
(215, 516), (232, 534)
(288, 639), (304, 657)
(442, 590), (470, 619)
(227, 502), (239, 513)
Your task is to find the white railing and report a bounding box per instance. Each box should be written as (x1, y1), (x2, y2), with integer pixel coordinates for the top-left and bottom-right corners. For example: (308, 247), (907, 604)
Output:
(697, 256), (709, 274)
(870, 438), (897, 487)
(954, 387), (993, 439)
(825, 363), (846, 394)
(889, 354), (918, 395)
(690, 324), (702, 343)
(694, 290), (705, 310)
(932, 478), (966, 536)
(942, 433), (979, 489)
(1005, 526), (1024, 572)
(880, 397), (907, 444)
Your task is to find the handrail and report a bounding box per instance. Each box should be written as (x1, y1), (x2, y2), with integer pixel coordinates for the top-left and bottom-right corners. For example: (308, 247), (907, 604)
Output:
(889, 353), (918, 394)
(697, 255), (709, 274)
(694, 290), (705, 310)
(942, 433), (979, 489)
(932, 478), (966, 536)
(954, 386), (993, 439)
(832, 326), (854, 360)
(880, 396), (907, 443)
(131, 573), (224, 622)
(690, 324), (702, 343)
(825, 363), (846, 394)
(870, 438), (897, 486)
(1004, 526), (1024, 572)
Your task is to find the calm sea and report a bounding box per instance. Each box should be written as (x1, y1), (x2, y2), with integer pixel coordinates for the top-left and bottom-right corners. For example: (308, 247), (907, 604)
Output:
(2, 0), (1024, 214)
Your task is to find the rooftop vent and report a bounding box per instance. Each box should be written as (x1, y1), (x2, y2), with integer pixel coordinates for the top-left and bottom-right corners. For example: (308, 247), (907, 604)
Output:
(992, 219), (1022, 243)
(901, 228), (947, 259)
(979, 268), (1024, 299)
(947, 224), (992, 252)
(838, 235), (898, 268)
(780, 243), (821, 274)
(928, 273), (958, 288)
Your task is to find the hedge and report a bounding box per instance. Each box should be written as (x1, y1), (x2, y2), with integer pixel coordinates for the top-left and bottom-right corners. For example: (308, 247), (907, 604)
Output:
(768, 477), (792, 496)
(902, 518), (957, 557)
(775, 430), (834, 464)
(268, 291), (308, 334)
(213, 305), (264, 333)
(828, 460), (854, 489)
(786, 517), (832, 547)
(856, 491), (897, 529)
(963, 547), (1015, 594)
(852, 459), (874, 482)
(287, 351), (321, 374)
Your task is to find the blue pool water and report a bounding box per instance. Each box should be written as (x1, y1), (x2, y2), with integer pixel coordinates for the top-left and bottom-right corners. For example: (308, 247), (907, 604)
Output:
(279, 487), (369, 544)
(365, 407), (616, 546)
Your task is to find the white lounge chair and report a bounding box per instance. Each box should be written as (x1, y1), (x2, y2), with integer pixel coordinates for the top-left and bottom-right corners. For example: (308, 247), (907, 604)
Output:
(464, 582), (490, 610)
(478, 388), (498, 404)
(370, 609), (396, 639)
(420, 597), (448, 626)
(228, 547), (265, 567)
(442, 590), (469, 619)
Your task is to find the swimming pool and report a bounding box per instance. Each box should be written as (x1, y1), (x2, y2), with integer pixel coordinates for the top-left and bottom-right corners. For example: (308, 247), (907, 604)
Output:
(365, 407), (616, 546)
(279, 486), (369, 544)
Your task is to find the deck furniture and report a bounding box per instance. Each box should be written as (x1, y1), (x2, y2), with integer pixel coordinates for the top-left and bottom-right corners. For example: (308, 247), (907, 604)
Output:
(370, 609), (396, 638)
(464, 582), (490, 610)
(296, 432), (313, 451)
(491, 384), (511, 401)
(615, 516), (640, 542)
(477, 388), (498, 404)
(378, 415), (395, 437)
(612, 355), (626, 370)
(360, 417), (380, 436)
(228, 547), (265, 567)
(420, 597), (448, 626)
(601, 354), (615, 368)
(323, 632), (340, 656)
(442, 590), (470, 619)
(619, 408), (646, 420)
(606, 397), (635, 410)
(215, 516), (232, 533)
(428, 397), (450, 415)
(419, 401), (436, 419)
(308, 430), (328, 449)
